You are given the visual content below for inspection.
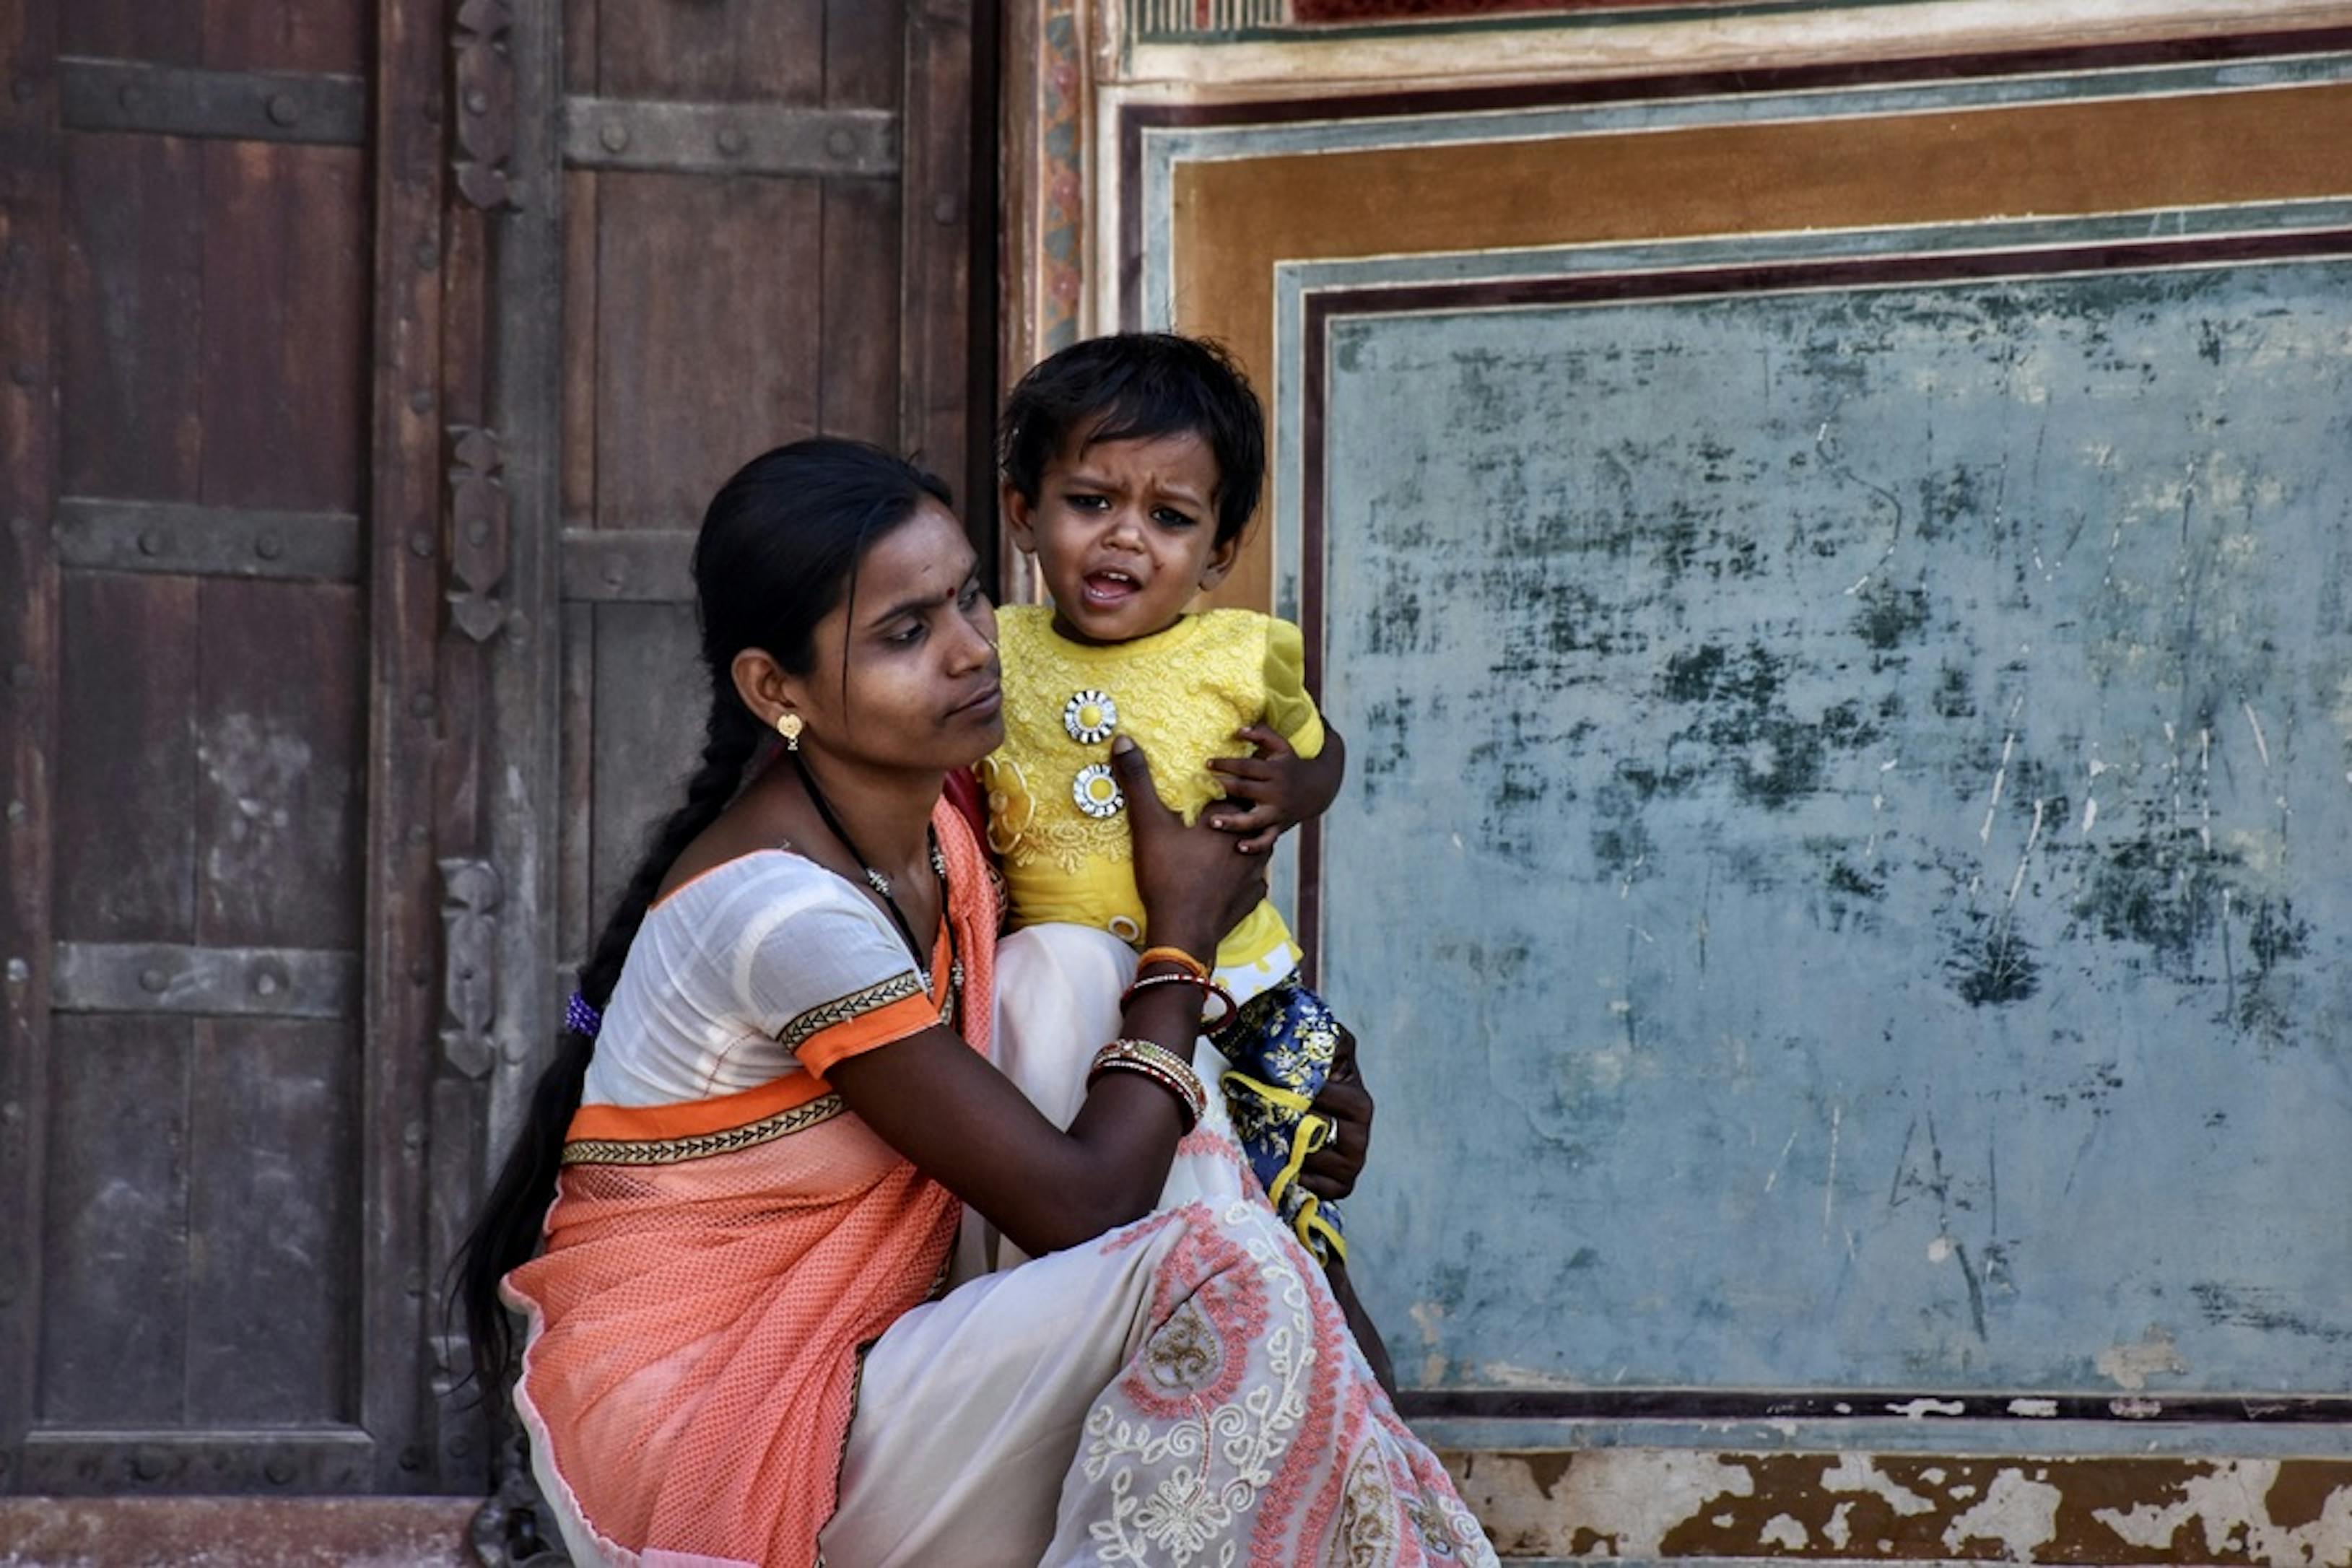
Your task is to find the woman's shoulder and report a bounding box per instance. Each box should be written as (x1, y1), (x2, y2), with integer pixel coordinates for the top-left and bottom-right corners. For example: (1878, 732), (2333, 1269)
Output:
(645, 848), (899, 947)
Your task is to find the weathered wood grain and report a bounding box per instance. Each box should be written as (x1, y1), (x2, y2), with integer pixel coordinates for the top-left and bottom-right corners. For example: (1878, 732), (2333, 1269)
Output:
(36, 1016), (191, 1427)
(586, 604), (704, 937)
(591, 171), (823, 529)
(194, 577), (363, 949)
(199, 0), (365, 76)
(594, 1), (823, 104)
(185, 1018), (357, 1424)
(199, 141), (367, 512)
(358, 0), (447, 1491)
(60, 1), (201, 65)
(53, 573), (199, 944)
(899, 0), (977, 513)
(0, 0), (64, 1473)
(59, 129), (201, 499)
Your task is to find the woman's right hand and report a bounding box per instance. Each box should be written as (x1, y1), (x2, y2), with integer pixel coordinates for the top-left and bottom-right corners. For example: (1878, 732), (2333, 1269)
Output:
(1114, 736), (1268, 959)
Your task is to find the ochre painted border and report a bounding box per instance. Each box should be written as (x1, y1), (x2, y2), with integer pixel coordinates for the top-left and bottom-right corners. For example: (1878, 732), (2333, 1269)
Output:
(1154, 69), (2352, 612)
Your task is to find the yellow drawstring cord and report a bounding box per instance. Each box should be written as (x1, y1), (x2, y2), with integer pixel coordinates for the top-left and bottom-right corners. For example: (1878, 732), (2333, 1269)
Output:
(1221, 1070), (1349, 1264)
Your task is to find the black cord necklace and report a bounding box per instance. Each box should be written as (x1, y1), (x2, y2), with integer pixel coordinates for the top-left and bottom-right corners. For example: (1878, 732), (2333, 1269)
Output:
(790, 750), (961, 1013)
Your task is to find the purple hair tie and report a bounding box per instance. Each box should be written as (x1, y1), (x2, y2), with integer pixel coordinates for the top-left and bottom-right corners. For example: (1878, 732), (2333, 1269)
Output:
(565, 992), (603, 1038)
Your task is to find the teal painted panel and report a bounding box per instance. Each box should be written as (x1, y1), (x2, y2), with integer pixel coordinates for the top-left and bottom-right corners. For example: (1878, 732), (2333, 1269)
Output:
(1324, 258), (2352, 1394)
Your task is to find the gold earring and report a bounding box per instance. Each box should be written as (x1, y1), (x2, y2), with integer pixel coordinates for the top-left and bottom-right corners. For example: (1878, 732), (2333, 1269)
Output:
(775, 713), (803, 750)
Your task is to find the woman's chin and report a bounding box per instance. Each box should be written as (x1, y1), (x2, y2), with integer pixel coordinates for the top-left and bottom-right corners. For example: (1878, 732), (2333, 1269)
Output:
(940, 712), (1007, 770)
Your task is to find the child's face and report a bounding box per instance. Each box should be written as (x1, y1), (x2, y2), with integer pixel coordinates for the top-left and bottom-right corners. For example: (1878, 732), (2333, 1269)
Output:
(1003, 425), (1240, 645)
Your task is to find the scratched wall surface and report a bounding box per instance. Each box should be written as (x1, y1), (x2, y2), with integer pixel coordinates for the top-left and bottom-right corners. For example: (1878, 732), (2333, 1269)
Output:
(1324, 257), (2352, 1393)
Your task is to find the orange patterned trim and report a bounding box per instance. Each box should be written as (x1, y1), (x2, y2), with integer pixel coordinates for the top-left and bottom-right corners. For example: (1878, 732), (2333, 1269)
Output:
(796, 990), (945, 1079)
(566, 1066), (835, 1145)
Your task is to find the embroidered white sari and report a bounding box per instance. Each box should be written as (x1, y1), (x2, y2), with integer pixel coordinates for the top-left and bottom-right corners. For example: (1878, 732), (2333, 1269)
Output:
(824, 923), (1496, 1568)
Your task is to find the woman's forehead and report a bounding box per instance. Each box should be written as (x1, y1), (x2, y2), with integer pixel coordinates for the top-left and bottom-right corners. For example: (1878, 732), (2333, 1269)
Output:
(850, 502), (974, 617)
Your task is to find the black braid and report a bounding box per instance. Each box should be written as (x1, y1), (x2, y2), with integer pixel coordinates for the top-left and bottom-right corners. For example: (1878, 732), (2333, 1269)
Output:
(453, 696), (765, 1391)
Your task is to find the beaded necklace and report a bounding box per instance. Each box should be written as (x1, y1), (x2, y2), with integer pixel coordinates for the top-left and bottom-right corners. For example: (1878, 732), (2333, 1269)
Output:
(789, 751), (963, 1017)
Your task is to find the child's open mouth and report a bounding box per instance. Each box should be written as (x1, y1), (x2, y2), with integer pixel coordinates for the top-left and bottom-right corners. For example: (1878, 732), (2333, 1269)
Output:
(1081, 569), (1141, 605)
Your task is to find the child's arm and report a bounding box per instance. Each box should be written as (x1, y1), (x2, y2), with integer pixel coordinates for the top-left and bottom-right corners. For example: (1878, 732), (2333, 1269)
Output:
(1206, 614), (1343, 853)
(1206, 723), (1345, 854)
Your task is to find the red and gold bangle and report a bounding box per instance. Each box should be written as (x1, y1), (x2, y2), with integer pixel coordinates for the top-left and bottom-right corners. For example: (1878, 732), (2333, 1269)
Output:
(1136, 945), (1211, 982)
(1120, 970), (1238, 1033)
(1087, 1037), (1208, 1129)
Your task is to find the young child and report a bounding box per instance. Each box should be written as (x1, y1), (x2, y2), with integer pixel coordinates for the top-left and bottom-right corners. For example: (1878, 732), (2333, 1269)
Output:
(983, 332), (1361, 1269)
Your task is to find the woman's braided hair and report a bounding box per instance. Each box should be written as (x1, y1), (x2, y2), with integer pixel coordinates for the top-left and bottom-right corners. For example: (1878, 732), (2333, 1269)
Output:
(456, 438), (954, 1390)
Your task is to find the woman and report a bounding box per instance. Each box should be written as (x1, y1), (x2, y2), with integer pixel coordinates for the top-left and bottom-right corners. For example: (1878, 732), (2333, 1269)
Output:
(457, 440), (1494, 1567)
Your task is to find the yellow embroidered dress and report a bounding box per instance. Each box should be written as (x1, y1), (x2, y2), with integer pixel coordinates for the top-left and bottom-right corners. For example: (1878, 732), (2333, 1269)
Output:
(980, 605), (1323, 990)
(982, 605), (1356, 1262)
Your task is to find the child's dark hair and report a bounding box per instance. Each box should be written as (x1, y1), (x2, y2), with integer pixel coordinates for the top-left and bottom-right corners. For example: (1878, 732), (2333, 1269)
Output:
(999, 332), (1267, 546)
(453, 437), (952, 1393)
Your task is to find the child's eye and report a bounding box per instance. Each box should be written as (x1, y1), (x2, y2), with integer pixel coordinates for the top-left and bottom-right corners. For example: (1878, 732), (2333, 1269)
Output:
(1068, 494), (1109, 512)
(1153, 508), (1196, 528)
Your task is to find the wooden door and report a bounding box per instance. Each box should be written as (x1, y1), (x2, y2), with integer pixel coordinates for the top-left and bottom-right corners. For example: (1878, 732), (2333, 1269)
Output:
(0, 0), (994, 1501)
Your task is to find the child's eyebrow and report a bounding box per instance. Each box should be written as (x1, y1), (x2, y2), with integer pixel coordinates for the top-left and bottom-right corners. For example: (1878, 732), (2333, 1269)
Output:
(1062, 469), (1211, 508)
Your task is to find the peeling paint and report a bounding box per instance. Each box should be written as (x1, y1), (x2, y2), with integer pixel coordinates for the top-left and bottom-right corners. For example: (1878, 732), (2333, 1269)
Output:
(1821, 1453), (1935, 1516)
(1442, 1448), (2352, 1562)
(1944, 1469), (2063, 1561)
(2094, 1459), (2352, 1567)
(2096, 1326), (2187, 1392)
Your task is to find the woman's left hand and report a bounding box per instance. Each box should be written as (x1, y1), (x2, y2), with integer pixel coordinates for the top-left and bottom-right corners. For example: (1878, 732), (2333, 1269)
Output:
(1299, 1021), (1371, 1202)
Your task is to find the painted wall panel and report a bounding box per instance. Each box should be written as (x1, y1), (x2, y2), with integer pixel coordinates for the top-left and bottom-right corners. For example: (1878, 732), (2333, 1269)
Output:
(1324, 256), (2352, 1394)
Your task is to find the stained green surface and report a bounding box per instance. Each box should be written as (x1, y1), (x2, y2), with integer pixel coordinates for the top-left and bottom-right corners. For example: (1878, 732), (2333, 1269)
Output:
(1323, 258), (2352, 1394)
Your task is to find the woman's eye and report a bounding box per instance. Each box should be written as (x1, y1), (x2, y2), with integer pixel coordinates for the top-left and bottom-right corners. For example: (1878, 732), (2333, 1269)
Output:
(958, 580), (984, 610)
(887, 621), (925, 645)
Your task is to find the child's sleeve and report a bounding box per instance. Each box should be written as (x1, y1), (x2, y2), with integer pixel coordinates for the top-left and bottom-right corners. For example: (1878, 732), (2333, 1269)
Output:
(1262, 617), (1327, 759)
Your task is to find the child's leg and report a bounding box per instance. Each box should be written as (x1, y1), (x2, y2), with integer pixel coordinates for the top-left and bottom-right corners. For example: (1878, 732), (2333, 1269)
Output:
(1215, 970), (1349, 1258)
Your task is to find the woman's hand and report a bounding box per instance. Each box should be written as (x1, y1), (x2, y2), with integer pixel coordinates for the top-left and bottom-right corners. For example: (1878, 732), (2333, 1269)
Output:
(1207, 725), (1346, 855)
(1115, 736), (1268, 958)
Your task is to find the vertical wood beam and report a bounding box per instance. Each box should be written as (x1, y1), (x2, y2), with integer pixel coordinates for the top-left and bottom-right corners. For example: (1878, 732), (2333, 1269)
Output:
(901, 0), (981, 531)
(479, 0), (566, 1234)
(0, 0), (59, 1484)
(361, 0), (448, 1493)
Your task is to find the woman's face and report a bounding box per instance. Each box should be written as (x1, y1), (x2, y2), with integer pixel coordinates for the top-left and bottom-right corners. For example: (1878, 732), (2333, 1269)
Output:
(790, 500), (1003, 772)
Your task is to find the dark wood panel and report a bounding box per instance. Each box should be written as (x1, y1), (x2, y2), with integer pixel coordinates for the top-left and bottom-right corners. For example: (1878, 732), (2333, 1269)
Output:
(199, 141), (367, 512)
(53, 573), (199, 944)
(0, 0), (64, 1466)
(559, 602), (596, 964)
(559, 170), (598, 524)
(819, 181), (902, 445)
(899, 0), (978, 514)
(193, 578), (364, 949)
(185, 1019), (357, 1424)
(60, 131), (203, 500)
(826, 0), (904, 109)
(594, 1), (824, 104)
(815, 0), (905, 456)
(591, 173), (824, 528)
(60, 2), (202, 66)
(359, 0), (453, 1489)
(37, 1016), (191, 1427)
(564, 0), (596, 95)
(201, 0), (366, 77)
(586, 604), (703, 934)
